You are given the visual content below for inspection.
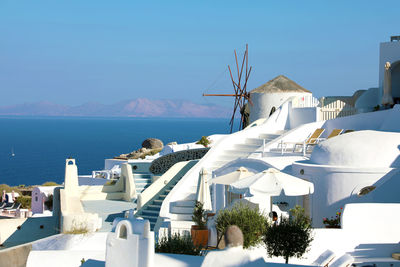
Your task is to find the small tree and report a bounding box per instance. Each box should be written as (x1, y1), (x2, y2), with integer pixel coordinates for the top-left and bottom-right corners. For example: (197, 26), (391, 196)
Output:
(264, 206), (313, 264)
(192, 201), (207, 229)
(215, 202), (268, 248)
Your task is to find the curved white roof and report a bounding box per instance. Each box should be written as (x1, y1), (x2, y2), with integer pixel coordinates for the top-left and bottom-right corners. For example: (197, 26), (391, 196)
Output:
(310, 130), (400, 168)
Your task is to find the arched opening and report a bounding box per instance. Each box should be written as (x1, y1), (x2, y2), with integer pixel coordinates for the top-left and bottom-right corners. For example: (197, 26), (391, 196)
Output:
(391, 60), (400, 104)
(269, 106), (276, 117)
(357, 186), (376, 197)
(67, 160), (74, 165)
(118, 224), (127, 239)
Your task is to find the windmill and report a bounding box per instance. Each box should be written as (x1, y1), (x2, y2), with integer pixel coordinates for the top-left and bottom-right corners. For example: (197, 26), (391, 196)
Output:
(203, 44), (252, 133)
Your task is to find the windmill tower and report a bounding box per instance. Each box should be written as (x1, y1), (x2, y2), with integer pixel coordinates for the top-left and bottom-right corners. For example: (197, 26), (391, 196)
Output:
(203, 44), (252, 133)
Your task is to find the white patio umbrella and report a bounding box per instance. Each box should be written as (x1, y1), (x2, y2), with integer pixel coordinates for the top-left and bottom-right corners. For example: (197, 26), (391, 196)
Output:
(211, 167), (255, 185)
(229, 168), (314, 197)
(196, 168), (212, 211)
(382, 61), (394, 105)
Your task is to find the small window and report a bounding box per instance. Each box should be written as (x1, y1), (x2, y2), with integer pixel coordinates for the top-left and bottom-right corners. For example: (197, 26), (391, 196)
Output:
(358, 186), (376, 197)
(35, 196), (38, 202)
(119, 225), (127, 239)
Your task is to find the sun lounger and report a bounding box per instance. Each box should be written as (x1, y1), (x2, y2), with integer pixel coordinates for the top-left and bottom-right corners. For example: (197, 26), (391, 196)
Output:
(279, 128), (325, 155)
(312, 249), (336, 267)
(329, 254), (354, 267)
(343, 129), (354, 134)
(5, 202), (21, 214)
(306, 129), (343, 150)
(3, 202), (16, 211)
(0, 202), (6, 209)
(0, 202), (13, 212)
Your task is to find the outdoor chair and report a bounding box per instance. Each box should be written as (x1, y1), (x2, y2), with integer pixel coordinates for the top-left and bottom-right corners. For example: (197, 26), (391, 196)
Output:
(5, 202), (21, 214)
(329, 254), (354, 267)
(0, 202), (14, 212)
(3, 202), (16, 211)
(279, 128), (325, 155)
(0, 202), (6, 209)
(343, 129), (354, 134)
(306, 129), (343, 150)
(312, 249), (336, 267)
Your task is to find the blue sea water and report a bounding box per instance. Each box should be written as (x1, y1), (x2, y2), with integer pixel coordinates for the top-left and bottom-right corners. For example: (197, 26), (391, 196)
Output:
(0, 116), (232, 186)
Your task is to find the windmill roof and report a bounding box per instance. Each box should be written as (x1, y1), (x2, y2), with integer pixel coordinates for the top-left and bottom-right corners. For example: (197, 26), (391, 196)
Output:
(251, 75), (311, 94)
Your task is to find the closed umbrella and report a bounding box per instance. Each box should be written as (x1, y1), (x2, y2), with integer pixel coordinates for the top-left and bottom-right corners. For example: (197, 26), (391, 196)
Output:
(229, 168), (314, 197)
(196, 168), (212, 211)
(211, 167), (254, 185)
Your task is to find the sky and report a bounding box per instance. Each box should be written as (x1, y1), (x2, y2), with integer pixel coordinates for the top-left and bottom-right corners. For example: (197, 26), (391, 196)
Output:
(0, 1), (399, 107)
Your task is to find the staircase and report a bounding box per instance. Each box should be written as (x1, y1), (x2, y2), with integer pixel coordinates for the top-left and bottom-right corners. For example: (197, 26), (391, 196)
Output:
(133, 173), (152, 196)
(135, 161), (198, 230)
(207, 131), (284, 171)
(161, 130), (287, 233)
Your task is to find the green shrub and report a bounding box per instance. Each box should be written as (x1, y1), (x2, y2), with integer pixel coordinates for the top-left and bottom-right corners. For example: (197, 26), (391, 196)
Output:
(64, 221), (89, 235)
(264, 206), (313, 264)
(0, 184), (12, 193)
(155, 233), (201, 255)
(192, 201), (208, 229)
(196, 136), (211, 147)
(215, 202), (268, 248)
(16, 196), (31, 209)
(42, 181), (59, 186)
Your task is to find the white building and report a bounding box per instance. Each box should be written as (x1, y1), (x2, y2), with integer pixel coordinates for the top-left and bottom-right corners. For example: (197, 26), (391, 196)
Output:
(31, 186), (57, 214)
(249, 75), (314, 123)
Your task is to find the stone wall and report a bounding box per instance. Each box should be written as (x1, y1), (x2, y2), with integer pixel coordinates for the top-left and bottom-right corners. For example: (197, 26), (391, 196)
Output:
(149, 148), (209, 175)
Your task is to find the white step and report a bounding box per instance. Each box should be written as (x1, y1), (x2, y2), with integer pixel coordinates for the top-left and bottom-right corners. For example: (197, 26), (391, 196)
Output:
(222, 150), (251, 157)
(172, 200), (195, 207)
(170, 206), (193, 214)
(170, 213), (192, 221)
(233, 144), (260, 152)
(259, 133), (280, 139)
(244, 138), (265, 146)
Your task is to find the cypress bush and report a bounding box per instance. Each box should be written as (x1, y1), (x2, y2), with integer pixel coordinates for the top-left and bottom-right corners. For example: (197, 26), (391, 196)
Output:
(215, 202), (268, 248)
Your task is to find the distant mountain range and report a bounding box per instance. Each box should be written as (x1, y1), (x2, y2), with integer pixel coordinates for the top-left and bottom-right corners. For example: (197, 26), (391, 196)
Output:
(0, 98), (232, 118)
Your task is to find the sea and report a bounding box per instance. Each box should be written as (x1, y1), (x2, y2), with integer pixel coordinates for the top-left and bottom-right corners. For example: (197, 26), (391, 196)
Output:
(0, 116), (233, 186)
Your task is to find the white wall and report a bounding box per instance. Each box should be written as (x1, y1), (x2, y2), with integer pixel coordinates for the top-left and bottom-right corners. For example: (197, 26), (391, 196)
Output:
(288, 107), (319, 129)
(379, 41), (400, 92)
(249, 92), (311, 123)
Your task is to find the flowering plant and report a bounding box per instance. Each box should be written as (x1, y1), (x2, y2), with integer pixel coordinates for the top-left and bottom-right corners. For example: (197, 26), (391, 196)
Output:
(322, 207), (342, 228)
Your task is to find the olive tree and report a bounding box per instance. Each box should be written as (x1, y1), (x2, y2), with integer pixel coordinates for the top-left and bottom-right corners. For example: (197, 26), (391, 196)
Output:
(264, 206), (313, 264)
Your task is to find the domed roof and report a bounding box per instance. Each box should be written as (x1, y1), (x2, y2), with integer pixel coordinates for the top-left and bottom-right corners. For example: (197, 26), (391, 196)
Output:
(251, 75), (311, 94)
(310, 130), (400, 168)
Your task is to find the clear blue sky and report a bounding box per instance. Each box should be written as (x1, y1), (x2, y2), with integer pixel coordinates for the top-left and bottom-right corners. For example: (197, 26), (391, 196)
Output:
(0, 0), (399, 107)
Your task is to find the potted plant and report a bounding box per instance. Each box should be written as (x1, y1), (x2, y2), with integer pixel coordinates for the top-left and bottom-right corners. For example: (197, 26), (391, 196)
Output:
(191, 201), (208, 248)
(322, 207), (342, 228)
(196, 136), (211, 148)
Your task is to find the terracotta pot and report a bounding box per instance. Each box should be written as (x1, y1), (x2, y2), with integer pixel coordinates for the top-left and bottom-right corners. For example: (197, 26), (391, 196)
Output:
(191, 225), (208, 248)
(325, 225), (340, 229)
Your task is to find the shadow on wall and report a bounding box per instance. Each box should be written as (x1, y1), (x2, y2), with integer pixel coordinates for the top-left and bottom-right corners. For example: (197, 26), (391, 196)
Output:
(105, 211), (129, 224)
(350, 243), (400, 258)
(2, 217), (58, 248)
